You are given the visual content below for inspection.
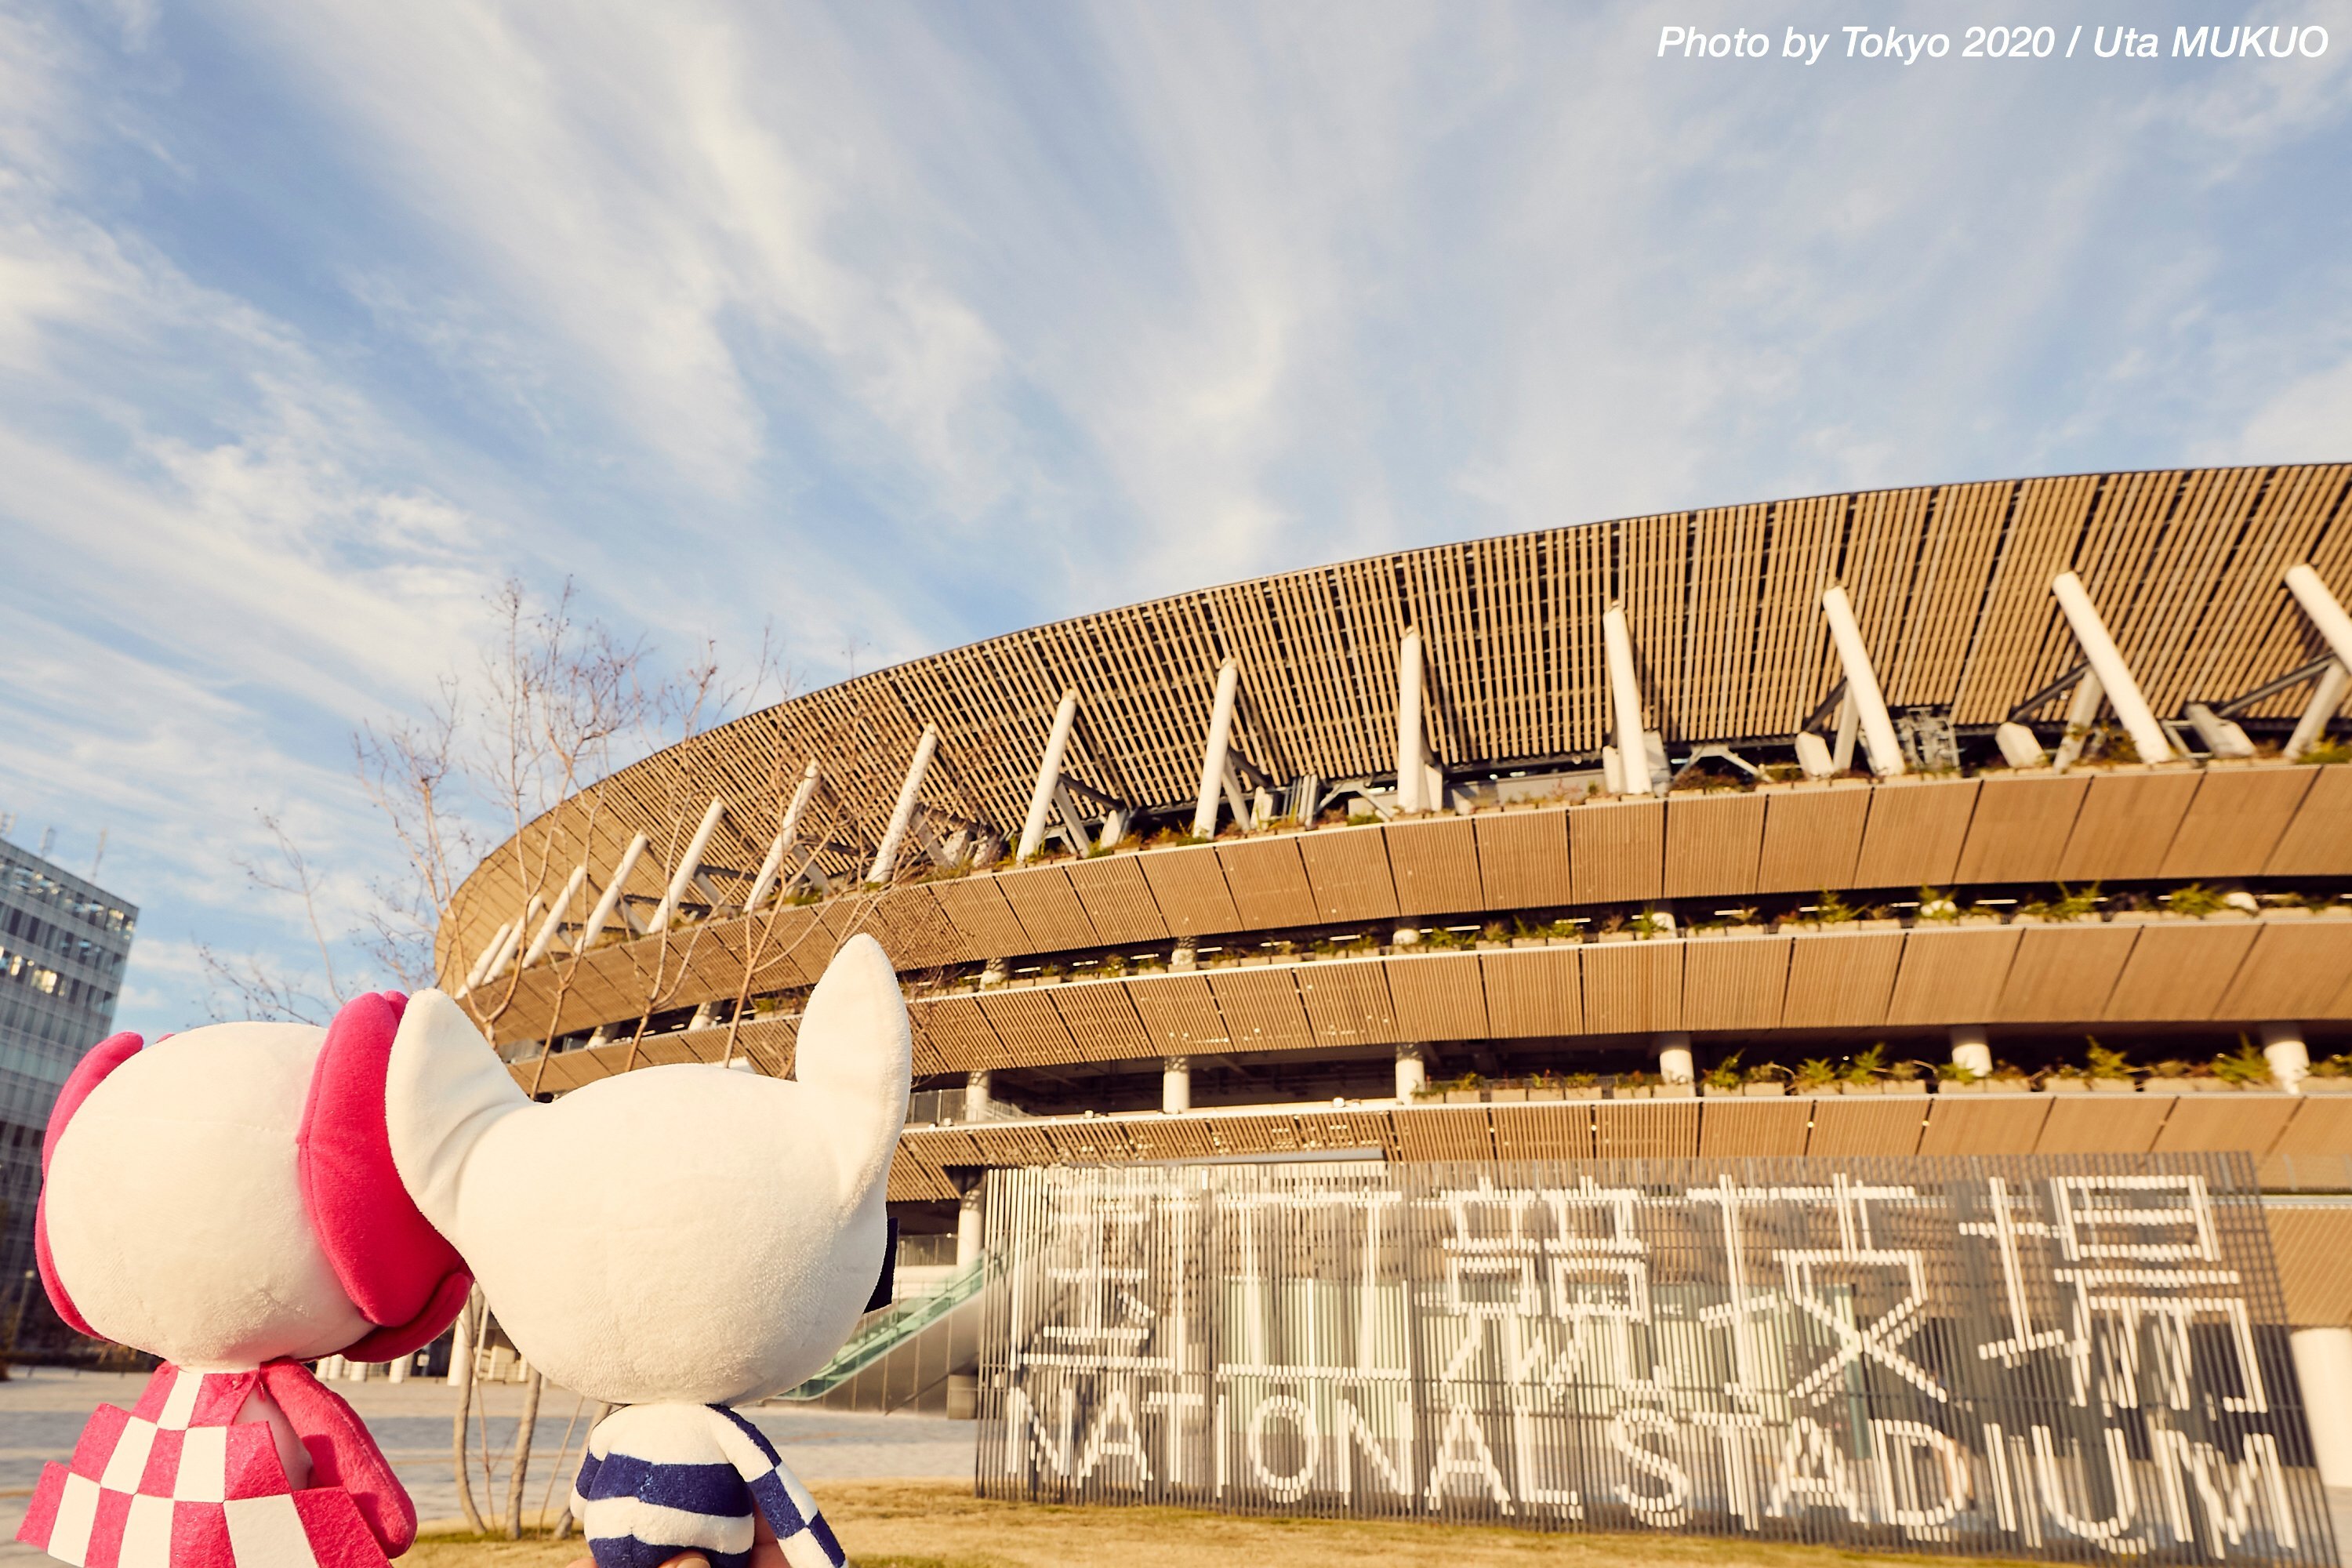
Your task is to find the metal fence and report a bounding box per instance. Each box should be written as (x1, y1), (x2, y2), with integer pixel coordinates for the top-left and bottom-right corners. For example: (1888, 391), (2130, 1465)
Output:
(976, 1154), (2335, 1566)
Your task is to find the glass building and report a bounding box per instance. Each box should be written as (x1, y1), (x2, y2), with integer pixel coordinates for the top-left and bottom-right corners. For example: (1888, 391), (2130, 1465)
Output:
(1, 833), (136, 1305)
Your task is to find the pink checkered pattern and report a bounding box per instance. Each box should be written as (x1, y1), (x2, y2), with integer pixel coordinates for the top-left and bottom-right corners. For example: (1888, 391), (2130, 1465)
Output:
(16, 1365), (387, 1568)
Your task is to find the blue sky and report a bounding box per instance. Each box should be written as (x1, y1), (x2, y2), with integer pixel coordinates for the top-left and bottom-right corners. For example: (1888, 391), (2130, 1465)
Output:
(2, 1), (2347, 1039)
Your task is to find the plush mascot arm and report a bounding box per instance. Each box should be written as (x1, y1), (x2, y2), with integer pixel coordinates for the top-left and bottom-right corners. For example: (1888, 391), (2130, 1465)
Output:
(260, 1361), (419, 1556)
(706, 1408), (846, 1568)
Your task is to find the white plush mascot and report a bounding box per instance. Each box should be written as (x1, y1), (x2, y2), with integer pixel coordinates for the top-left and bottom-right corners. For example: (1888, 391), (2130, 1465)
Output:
(384, 935), (911, 1568)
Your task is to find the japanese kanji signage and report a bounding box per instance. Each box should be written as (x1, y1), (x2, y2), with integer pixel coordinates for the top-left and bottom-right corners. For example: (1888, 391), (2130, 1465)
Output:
(976, 1155), (2332, 1564)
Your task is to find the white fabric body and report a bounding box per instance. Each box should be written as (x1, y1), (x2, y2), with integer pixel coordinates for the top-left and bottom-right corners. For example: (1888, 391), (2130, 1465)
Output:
(42, 1023), (368, 1368)
(385, 935), (912, 1406)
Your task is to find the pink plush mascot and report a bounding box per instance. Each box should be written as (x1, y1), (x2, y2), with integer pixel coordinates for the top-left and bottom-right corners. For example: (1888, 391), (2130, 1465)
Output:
(17, 993), (473, 1568)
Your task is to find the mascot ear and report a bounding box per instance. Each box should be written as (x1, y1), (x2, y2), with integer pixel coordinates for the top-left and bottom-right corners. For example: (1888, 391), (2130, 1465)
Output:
(302, 991), (475, 1362)
(792, 935), (911, 1206)
(383, 988), (532, 1238)
(35, 1033), (143, 1338)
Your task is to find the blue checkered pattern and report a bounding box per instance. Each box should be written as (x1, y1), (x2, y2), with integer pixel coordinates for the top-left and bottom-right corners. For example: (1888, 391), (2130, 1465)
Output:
(572, 1404), (844, 1568)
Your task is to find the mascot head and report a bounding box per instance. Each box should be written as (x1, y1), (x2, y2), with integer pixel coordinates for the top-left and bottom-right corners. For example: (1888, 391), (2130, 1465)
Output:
(38, 994), (473, 1370)
(383, 935), (911, 1406)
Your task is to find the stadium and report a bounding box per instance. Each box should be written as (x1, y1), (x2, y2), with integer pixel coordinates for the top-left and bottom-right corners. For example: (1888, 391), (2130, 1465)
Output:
(434, 463), (2352, 1491)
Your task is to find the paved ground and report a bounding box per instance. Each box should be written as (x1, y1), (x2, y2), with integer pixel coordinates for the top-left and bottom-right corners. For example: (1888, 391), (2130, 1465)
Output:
(6, 1370), (2349, 1565)
(0, 1367), (975, 1560)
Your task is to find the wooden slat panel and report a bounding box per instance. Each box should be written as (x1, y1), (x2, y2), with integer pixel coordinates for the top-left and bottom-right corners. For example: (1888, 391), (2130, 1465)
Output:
(1805, 1097), (1929, 1157)
(1850, 778), (1979, 891)
(1780, 929), (1904, 1028)
(2266, 766), (2352, 875)
(1681, 933), (1792, 1031)
(1295, 1109), (1399, 1157)
(2160, 766), (2318, 877)
(2263, 1099), (2352, 1189)
(1663, 792), (1764, 898)
(1754, 783), (1870, 894)
(1044, 1119), (1138, 1163)
(1580, 939), (1683, 1033)
(1998, 924), (2136, 1022)
(1954, 775), (2091, 884)
(1885, 925), (2022, 1026)
(1123, 973), (1232, 1051)
(1917, 1094), (2052, 1156)
(2055, 769), (2202, 882)
(1136, 844), (1242, 936)
(1204, 967), (1315, 1049)
(1065, 855), (1169, 946)
(1293, 958), (1401, 1046)
(2150, 1095), (2296, 1154)
(1382, 816), (1483, 917)
(1214, 837), (1321, 930)
(1472, 808), (1572, 911)
(994, 866), (1098, 954)
(1047, 981), (1159, 1062)
(1384, 950), (1490, 1039)
(1567, 799), (1664, 904)
(2213, 922), (2352, 1019)
(2103, 922), (2259, 1022)
(1490, 1102), (1594, 1160)
(863, 887), (973, 969)
(909, 993), (1014, 1069)
(2034, 1095), (2172, 1154)
(2267, 1207), (2352, 1327)
(1295, 825), (1399, 920)
(1695, 1097), (1809, 1156)
(1595, 1100), (1700, 1158)
(1122, 1115), (1221, 1160)
(1477, 947), (1582, 1037)
(973, 988), (1078, 1065)
(1392, 1105), (1496, 1160)
(927, 878), (1032, 959)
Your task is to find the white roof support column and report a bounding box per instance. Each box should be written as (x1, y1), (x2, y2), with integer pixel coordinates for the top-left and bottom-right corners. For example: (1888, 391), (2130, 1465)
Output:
(482, 894), (544, 983)
(869, 724), (939, 884)
(1017, 689), (1080, 862)
(1191, 659), (1241, 840)
(2288, 663), (2350, 761)
(2050, 572), (2174, 764)
(2285, 565), (2352, 760)
(519, 864), (590, 970)
(650, 797), (728, 933)
(1394, 629), (1429, 815)
(1820, 586), (1905, 777)
(745, 762), (823, 910)
(1602, 604), (1651, 796)
(459, 920), (515, 996)
(575, 833), (651, 953)
(2049, 669), (2106, 774)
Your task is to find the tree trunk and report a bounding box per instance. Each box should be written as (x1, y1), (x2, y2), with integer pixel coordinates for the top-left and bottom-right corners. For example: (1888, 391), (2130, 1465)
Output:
(450, 1294), (488, 1535)
(504, 1367), (544, 1538)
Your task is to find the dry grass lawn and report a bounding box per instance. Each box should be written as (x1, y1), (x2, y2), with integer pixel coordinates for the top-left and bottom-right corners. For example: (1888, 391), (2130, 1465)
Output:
(406, 1480), (2028, 1568)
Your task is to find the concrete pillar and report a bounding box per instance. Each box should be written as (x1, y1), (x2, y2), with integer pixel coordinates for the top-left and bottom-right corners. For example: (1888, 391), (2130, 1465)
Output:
(520, 865), (590, 970)
(1395, 1044), (1428, 1103)
(965, 1069), (993, 1122)
(1171, 939), (1199, 973)
(2260, 1022), (2310, 1094)
(869, 725), (940, 884)
(1191, 660), (1242, 839)
(446, 1310), (472, 1386)
(460, 921), (514, 995)
(1820, 586), (1904, 778)
(1162, 1056), (1192, 1115)
(1395, 630), (1428, 815)
(575, 834), (652, 953)
(652, 797), (729, 931)
(1950, 1025), (1993, 1080)
(1602, 604), (1650, 797)
(1018, 689), (1081, 862)
(2291, 1327), (2352, 1486)
(2286, 662), (2350, 761)
(687, 1002), (717, 1032)
(1655, 1032), (1693, 1085)
(387, 1354), (408, 1385)
(956, 1189), (985, 1272)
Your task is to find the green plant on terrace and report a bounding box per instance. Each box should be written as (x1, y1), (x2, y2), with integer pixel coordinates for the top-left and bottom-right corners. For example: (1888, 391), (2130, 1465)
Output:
(1792, 1058), (1838, 1091)
(1845, 1044), (1887, 1084)
(1703, 1051), (1745, 1091)
(2167, 883), (2230, 917)
(2301, 739), (2352, 765)
(2212, 1036), (2273, 1086)
(2083, 1038), (2133, 1080)
(1934, 1058), (1980, 1083)
(1812, 889), (1859, 924)
(1916, 887), (1961, 921)
(2024, 883), (2101, 920)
